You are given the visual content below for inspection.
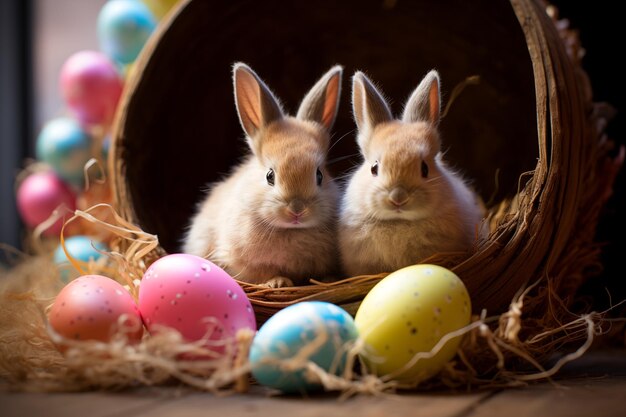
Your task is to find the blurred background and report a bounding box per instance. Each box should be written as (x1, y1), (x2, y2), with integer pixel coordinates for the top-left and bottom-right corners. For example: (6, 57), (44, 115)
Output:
(1, 0), (107, 260)
(0, 0), (623, 305)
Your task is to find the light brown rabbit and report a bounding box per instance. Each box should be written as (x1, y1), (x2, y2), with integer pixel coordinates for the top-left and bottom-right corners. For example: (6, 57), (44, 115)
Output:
(184, 63), (343, 287)
(339, 70), (484, 276)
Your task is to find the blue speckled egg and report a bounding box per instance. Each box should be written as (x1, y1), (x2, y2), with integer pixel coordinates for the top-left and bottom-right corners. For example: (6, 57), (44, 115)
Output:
(98, 0), (157, 64)
(36, 118), (92, 187)
(54, 236), (108, 282)
(249, 301), (358, 394)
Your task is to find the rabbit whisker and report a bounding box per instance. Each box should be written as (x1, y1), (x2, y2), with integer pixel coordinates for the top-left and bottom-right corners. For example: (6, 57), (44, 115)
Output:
(327, 153), (360, 166)
(328, 128), (356, 154)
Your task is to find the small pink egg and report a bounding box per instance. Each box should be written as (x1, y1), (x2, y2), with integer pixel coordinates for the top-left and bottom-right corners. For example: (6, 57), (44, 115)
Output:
(16, 171), (77, 236)
(49, 275), (143, 347)
(60, 51), (123, 126)
(138, 254), (256, 351)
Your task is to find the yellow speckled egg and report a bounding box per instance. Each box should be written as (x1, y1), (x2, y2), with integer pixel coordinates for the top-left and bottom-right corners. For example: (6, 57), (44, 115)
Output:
(355, 264), (471, 382)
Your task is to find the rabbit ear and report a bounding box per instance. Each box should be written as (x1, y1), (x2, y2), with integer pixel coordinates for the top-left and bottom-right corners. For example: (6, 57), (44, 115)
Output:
(296, 65), (343, 131)
(233, 63), (284, 140)
(352, 72), (393, 135)
(402, 70), (441, 125)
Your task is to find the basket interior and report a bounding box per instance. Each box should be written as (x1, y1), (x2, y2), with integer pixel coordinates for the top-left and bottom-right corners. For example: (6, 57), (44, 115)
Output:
(118, 0), (538, 253)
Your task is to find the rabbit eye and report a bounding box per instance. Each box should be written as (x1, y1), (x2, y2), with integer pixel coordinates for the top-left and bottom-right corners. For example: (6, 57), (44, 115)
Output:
(421, 161), (429, 178)
(266, 168), (275, 186)
(371, 161), (379, 177)
(316, 168), (323, 186)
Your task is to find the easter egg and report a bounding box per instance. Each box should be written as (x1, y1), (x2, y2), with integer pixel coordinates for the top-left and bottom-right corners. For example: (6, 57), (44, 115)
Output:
(249, 301), (358, 393)
(16, 171), (77, 236)
(141, 0), (180, 20)
(36, 118), (92, 186)
(98, 0), (157, 64)
(54, 236), (109, 282)
(138, 254), (256, 352)
(355, 264), (471, 382)
(123, 62), (137, 81)
(49, 275), (143, 347)
(101, 135), (112, 162)
(60, 50), (123, 125)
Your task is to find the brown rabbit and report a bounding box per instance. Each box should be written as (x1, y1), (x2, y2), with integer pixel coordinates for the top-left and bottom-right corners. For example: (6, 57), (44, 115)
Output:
(339, 70), (484, 276)
(184, 63), (343, 287)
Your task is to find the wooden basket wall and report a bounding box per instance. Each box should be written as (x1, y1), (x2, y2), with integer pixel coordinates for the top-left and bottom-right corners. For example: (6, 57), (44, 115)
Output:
(110, 0), (619, 323)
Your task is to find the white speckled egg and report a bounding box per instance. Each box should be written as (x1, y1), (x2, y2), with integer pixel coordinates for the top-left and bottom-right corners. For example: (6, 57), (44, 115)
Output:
(355, 264), (471, 382)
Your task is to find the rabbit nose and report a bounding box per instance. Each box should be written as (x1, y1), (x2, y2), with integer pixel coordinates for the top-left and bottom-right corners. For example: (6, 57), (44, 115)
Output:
(287, 199), (306, 216)
(389, 187), (409, 207)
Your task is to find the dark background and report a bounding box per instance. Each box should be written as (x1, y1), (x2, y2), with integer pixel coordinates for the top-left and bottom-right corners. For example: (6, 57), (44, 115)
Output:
(552, 0), (626, 309)
(0, 0), (623, 308)
(0, 0), (33, 264)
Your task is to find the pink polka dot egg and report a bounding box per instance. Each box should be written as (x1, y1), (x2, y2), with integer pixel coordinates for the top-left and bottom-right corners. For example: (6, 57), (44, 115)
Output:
(138, 254), (257, 351)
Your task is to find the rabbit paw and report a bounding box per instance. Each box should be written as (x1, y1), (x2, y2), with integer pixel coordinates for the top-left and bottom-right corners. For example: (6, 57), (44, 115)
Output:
(262, 276), (294, 288)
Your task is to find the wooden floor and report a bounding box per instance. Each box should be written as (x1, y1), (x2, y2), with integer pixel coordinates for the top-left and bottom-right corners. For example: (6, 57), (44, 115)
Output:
(2, 350), (625, 417)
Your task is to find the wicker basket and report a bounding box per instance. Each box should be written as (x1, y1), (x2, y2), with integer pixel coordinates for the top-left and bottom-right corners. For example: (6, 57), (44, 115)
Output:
(110, 0), (619, 323)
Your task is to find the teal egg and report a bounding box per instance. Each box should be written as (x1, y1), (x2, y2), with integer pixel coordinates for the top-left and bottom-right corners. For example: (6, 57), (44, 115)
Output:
(98, 0), (157, 64)
(249, 301), (359, 394)
(36, 118), (92, 187)
(54, 236), (108, 282)
(102, 135), (111, 163)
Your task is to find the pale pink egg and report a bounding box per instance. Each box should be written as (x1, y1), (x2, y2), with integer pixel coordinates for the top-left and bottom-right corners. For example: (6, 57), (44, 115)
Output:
(138, 254), (256, 351)
(16, 171), (77, 236)
(49, 275), (143, 347)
